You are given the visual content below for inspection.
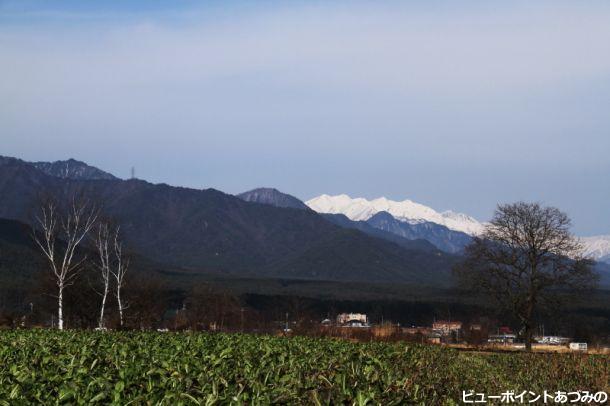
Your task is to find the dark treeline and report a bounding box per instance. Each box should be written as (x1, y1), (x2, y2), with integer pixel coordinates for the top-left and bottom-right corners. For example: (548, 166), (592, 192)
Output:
(2, 269), (610, 346)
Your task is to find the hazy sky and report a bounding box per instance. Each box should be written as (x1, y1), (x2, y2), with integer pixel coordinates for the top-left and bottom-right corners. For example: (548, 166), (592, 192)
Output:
(1, 1), (609, 235)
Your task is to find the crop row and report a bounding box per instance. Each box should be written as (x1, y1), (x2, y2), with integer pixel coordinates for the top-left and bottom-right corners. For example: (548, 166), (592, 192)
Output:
(0, 330), (608, 404)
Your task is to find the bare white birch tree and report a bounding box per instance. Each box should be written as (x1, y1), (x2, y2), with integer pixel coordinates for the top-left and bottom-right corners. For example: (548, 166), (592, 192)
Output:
(94, 222), (129, 329)
(111, 227), (129, 328)
(32, 197), (98, 330)
(94, 223), (112, 329)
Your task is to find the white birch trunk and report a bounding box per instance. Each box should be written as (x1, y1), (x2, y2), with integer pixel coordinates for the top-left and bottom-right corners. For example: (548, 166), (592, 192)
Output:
(110, 226), (128, 328)
(95, 223), (112, 330)
(98, 287), (108, 329)
(58, 283), (64, 330)
(117, 288), (124, 327)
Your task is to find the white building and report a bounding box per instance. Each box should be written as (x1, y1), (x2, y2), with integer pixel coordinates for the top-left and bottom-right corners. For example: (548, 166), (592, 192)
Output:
(336, 313), (368, 326)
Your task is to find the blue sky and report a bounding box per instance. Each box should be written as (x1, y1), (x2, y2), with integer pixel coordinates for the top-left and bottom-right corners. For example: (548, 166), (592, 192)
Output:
(1, 1), (609, 235)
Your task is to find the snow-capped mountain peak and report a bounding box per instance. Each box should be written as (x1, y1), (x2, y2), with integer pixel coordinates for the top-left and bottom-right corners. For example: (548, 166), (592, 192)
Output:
(306, 194), (485, 235)
(306, 194), (610, 261)
(580, 235), (610, 263)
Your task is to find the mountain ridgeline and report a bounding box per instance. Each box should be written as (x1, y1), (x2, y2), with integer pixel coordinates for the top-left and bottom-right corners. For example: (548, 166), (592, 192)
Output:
(237, 188), (310, 210)
(236, 187), (471, 254)
(305, 193), (610, 264)
(366, 211), (472, 254)
(0, 155), (609, 298)
(0, 156), (457, 287)
(32, 158), (117, 180)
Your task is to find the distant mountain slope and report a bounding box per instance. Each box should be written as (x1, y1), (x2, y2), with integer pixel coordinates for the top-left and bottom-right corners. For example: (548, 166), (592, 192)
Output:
(320, 213), (438, 252)
(2, 216), (606, 294)
(33, 158), (117, 180)
(306, 194), (485, 235)
(0, 156), (117, 181)
(366, 211), (472, 254)
(264, 227), (456, 285)
(0, 218), (47, 301)
(0, 217), (174, 308)
(0, 157), (456, 285)
(235, 187), (437, 252)
(594, 262), (610, 287)
(237, 188), (309, 210)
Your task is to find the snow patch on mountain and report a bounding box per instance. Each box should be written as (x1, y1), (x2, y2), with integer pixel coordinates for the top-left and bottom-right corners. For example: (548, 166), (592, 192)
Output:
(580, 235), (610, 263)
(32, 158), (117, 180)
(306, 194), (485, 235)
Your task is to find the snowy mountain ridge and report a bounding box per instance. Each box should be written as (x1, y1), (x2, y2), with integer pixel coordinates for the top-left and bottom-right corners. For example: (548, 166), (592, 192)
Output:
(580, 235), (610, 263)
(306, 194), (610, 263)
(306, 194), (486, 235)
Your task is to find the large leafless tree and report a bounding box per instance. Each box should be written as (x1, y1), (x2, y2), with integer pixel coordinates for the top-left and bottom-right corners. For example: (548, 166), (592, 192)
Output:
(32, 197), (98, 330)
(454, 202), (597, 351)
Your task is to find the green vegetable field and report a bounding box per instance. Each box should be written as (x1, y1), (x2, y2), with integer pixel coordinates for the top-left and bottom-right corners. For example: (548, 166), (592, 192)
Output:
(0, 330), (608, 405)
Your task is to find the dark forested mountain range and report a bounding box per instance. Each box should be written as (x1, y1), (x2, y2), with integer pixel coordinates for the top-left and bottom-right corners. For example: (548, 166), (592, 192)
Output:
(2, 155), (608, 291)
(236, 186), (471, 254)
(0, 216), (168, 300)
(1, 153), (609, 322)
(235, 186), (439, 252)
(0, 156), (457, 286)
(0, 218), (44, 280)
(0, 218), (46, 310)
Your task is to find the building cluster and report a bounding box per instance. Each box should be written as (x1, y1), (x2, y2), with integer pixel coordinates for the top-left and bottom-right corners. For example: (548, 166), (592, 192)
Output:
(324, 313), (589, 351)
(326, 314), (467, 343)
(401, 320), (464, 344)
